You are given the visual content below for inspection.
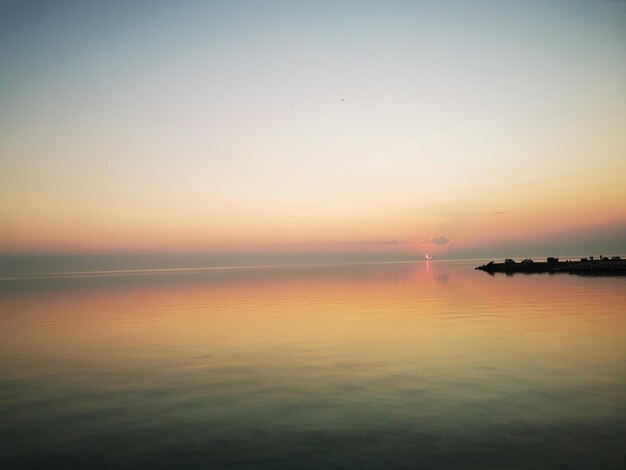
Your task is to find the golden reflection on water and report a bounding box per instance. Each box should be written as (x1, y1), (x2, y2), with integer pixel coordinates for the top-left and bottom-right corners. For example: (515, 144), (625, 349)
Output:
(1, 261), (624, 382)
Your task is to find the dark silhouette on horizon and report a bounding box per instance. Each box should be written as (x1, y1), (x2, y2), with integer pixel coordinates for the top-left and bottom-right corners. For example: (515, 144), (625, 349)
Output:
(476, 256), (626, 276)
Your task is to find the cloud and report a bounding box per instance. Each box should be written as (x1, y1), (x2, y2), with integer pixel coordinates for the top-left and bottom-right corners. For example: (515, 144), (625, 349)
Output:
(339, 240), (404, 246)
(419, 236), (451, 246)
(370, 240), (403, 245)
(494, 211), (507, 215)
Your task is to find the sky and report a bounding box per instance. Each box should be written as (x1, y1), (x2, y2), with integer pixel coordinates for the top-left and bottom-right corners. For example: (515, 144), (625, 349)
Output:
(1, 0), (625, 259)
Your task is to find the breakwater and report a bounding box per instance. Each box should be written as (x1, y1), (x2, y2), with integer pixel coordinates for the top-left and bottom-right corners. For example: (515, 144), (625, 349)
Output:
(476, 257), (626, 275)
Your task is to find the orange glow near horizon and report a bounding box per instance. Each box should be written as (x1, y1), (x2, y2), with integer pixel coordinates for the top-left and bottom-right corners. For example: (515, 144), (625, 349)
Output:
(1, 185), (623, 256)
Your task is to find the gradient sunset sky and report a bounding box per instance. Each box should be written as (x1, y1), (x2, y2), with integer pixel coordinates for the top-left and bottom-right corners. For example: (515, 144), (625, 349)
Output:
(1, 0), (625, 258)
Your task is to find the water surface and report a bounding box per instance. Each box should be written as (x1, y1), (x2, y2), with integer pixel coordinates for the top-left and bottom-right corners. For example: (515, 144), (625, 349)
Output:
(1, 260), (625, 469)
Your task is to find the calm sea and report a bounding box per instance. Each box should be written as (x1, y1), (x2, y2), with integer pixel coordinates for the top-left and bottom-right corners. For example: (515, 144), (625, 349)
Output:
(0, 260), (624, 469)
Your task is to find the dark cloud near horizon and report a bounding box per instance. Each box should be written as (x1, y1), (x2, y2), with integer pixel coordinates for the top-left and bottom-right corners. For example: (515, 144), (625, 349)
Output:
(419, 236), (451, 246)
